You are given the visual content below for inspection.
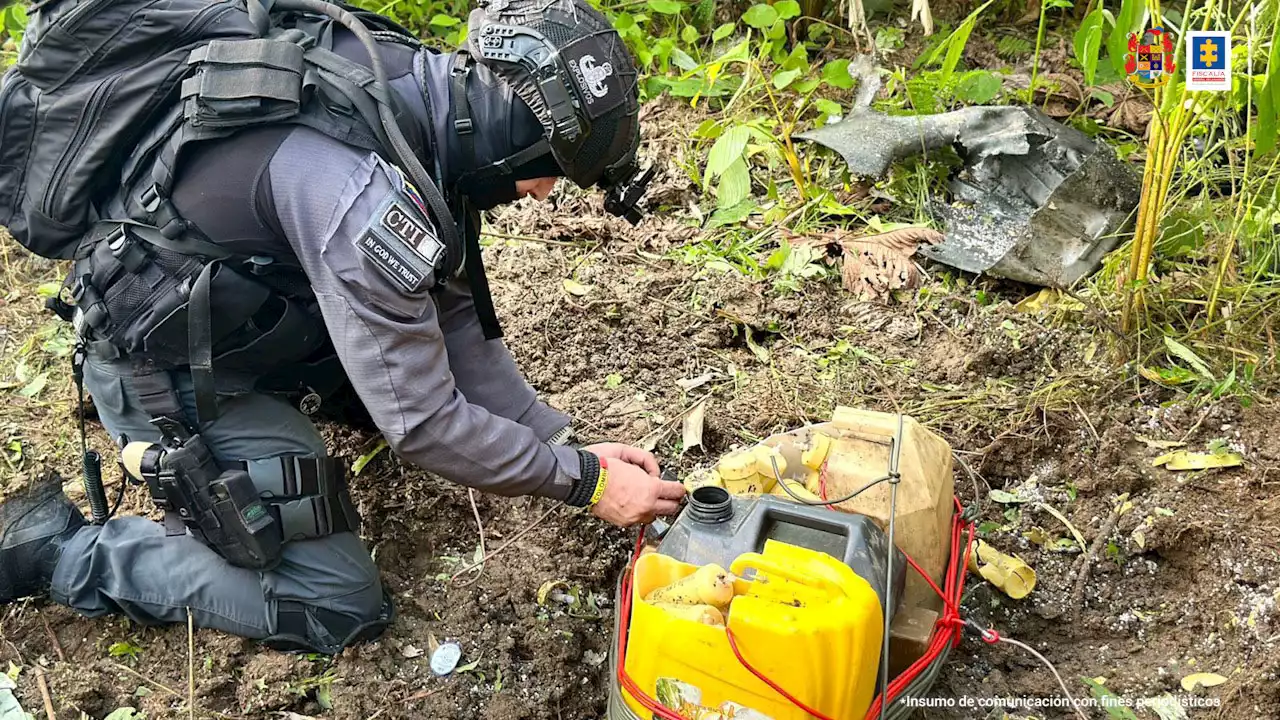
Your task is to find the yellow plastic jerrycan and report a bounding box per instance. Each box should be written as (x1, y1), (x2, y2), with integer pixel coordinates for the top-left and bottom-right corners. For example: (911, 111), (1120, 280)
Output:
(622, 539), (884, 720)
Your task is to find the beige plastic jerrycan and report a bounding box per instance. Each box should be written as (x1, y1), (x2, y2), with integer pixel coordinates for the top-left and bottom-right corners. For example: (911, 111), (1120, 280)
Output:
(754, 406), (955, 614)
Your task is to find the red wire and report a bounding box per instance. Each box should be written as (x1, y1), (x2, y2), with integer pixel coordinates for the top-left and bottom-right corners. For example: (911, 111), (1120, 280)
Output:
(616, 499), (978, 720)
(725, 627), (836, 720)
(817, 464), (836, 512)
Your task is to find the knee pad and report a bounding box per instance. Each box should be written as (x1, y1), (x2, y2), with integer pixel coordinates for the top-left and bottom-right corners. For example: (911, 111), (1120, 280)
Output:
(261, 588), (395, 655)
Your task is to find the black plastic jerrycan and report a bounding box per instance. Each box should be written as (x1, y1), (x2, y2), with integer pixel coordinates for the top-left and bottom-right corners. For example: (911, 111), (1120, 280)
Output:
(654, 485), (906, 615)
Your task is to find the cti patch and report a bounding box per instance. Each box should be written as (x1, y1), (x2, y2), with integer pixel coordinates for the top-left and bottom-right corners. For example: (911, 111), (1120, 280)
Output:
(354, 182), (446, 294)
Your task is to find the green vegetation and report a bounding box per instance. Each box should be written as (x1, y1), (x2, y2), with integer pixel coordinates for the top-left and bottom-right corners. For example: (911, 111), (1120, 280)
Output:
(3, 0), (1279, 402)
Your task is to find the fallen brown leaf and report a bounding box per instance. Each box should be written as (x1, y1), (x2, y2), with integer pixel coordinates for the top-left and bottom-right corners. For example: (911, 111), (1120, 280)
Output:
(836, 227), (943, 301)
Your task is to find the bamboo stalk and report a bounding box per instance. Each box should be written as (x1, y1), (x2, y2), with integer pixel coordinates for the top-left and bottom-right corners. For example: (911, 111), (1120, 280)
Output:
(34, 666), (55, 720)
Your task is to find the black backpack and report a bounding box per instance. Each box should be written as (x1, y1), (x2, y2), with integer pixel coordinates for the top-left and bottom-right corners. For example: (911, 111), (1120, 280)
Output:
(0, 0), (463, 426)
(0, 0), (456, 263)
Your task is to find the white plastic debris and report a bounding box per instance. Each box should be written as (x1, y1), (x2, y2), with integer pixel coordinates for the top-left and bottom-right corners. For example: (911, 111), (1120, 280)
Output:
(430, 642), (462, 676)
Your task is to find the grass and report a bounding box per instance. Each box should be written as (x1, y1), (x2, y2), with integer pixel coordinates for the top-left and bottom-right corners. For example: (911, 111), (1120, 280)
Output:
(0, 234), (93, 493)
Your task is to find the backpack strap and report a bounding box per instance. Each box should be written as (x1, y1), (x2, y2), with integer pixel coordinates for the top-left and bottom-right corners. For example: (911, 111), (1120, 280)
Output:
(188, 260), (219, 426)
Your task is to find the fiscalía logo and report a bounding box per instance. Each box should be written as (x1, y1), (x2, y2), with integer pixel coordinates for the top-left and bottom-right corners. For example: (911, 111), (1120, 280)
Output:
(1125, 26), (1176, 89)
(1186, 30), (1233, 91)
(571, 53), (614, 100)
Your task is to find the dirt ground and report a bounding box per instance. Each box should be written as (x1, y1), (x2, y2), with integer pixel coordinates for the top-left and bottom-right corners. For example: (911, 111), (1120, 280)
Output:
(2, 60), (1279, 720)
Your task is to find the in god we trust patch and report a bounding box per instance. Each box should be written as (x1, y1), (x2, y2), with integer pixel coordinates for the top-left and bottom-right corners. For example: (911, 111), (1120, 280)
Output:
(354, 190), (446, 294)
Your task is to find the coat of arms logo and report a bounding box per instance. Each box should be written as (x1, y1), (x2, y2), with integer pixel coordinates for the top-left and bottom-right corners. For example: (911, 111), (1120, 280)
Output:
(1125, 26), (1177, 89)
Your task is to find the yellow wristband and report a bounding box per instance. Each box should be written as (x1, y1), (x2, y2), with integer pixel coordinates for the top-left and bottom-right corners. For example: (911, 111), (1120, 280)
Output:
(589, 463), (610, 505)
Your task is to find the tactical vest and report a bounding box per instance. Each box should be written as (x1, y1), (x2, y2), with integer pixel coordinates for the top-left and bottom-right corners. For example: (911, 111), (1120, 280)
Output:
(0, 0), (463, 428)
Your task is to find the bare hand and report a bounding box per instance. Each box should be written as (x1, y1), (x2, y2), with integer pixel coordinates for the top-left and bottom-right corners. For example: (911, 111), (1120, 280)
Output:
(582, 442), (660, 476)
(588, 458), (686, 527)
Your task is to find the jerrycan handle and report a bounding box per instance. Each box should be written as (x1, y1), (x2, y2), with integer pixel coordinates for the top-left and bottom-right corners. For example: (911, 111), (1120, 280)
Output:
(730, 553), (844, 598)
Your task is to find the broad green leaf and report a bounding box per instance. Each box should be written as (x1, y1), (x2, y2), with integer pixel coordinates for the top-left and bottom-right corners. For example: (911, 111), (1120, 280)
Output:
(765, 242), (790, 270)
(821, 58), (854, 89)
(717, 38), (751, 63)
(1073, 6), (1105, 85)
(793, 77), (819, 93)
(429, 14), (460, 27)
(1253, 9), (1280, 154)
(814, 98), (842, 116)
(647, 0), (683, 15)
(19, 373), (47, 398)
(781, 44), (809, 72)
(774, 0), (801, 19)
(712, 22), (736, 42)
(37, 282), (62, 298)
(1164, 336), (1214, 381)
(671, 47), (697, 71)
(680, 25), (699, 44)
(939, 0), (993, 85)
(772, 69), (801, 90)
(716, 157), (751, 209)
(692, 118), (722, 139)
(705, 125), (751, 179)
(708, 199), (758, 228)
(613, 12), (637, 31)
(3, 4), (27, 35)
(1107, 0), (1146, 79)
(1139, 365), (1198, 386)
(692, 0), (715, 28)
(766, 17), (786, 40)
(662, 75), (738, 98)
(742, 3), (778, 29)
(955, 70), (1001, 103)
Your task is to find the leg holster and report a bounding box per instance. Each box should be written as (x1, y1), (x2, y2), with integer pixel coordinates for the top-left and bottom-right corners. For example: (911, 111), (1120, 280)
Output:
(241, 456), (361, 543)
(124, 369), (361, 573)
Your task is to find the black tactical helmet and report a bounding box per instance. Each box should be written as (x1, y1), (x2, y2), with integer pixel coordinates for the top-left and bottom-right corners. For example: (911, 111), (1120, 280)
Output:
(462, 0), (654, 223)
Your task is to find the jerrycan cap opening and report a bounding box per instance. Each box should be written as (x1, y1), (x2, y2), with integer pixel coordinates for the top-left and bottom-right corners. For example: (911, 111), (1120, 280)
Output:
(688, 486), (733, 524)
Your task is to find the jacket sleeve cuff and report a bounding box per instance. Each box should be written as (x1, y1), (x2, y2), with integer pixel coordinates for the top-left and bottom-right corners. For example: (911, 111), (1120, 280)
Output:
(539, 443), (589, 503)
(517, 400), (575, 444)
(563, 449), (601, 507)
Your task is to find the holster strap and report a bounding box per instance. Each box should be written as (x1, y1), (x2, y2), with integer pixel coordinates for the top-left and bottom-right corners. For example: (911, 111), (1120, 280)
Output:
(243, 456), (361, 542)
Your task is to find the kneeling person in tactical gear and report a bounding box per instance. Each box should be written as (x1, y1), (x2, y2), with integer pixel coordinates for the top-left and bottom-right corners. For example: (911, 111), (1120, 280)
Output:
(0, 0), (685, 655)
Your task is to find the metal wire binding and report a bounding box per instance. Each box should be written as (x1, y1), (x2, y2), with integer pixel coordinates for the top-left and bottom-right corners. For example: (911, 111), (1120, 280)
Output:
(762, 413), (908, 718)
(962, 621), (1089, 720)
(879, 413), (904, 720)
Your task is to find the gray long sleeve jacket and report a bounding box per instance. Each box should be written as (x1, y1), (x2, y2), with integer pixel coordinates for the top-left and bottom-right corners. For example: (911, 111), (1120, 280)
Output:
(258, 128), (583, 501)
(150, 34), (586, 502)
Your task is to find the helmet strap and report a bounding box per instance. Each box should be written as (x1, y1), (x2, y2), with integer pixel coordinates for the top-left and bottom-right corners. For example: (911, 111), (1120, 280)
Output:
(451, 51), (478, 180)
(451, 52), (557, 188)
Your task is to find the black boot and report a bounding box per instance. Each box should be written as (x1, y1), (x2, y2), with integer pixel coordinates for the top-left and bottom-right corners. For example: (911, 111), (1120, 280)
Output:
(0, 471), (86, 603)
